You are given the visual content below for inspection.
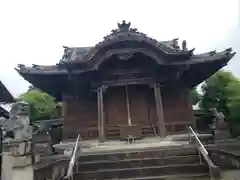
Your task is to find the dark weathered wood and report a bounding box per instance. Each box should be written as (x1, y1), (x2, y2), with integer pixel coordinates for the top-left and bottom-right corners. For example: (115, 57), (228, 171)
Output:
(101, 78), (155, 87)
(62, 94), (98, 140)
(61, 85), (195, 140)
(154, 83), (165, 137)
(0, 80), (15, 103)
(98, 86), (105, 142)
(119, 124), (142, 139)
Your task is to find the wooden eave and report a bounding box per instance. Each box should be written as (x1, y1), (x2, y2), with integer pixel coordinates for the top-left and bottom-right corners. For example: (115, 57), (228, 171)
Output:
(181, 51), (235, 87)
(0, 81), (15, 103)
(0, 106), (10, 118)
(16, 48), (235, 75)
(15, 71), (66, 101)
(15, 48), (235, 101)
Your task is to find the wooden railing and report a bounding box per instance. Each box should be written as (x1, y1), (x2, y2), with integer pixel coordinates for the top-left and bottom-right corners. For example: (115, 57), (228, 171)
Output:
(188, 126), (221, 180)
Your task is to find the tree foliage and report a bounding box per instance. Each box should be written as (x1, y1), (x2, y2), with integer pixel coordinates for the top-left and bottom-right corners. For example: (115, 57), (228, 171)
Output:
(200, 70), (238, 117)
(200, 70), (240, 136)
(18, 86), (60, 122)
(226, 80), (240, 121)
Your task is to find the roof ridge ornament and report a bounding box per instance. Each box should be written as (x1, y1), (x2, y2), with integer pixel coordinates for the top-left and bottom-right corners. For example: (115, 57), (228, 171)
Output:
(61, 46), (71, 62)
(182, 40), (188, 51)
(107, 20), (138, 38)
(225, 48), (232, 52)
(117, 20), (131, 32)
(209, 50), (216, 56)
(172, 38), (180, 49)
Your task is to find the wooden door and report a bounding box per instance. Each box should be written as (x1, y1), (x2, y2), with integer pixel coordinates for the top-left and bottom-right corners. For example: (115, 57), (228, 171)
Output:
(105, 86), (128, 126)
(128, 85), (149, 124)
(128, 85), (158, 136)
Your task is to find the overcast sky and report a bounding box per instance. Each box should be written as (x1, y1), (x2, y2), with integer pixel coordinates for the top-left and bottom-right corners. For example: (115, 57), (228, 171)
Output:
(0, 0), (239, 97)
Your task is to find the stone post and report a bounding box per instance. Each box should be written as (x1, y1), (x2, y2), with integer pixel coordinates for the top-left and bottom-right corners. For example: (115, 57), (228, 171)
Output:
(2, 101), (34, 180)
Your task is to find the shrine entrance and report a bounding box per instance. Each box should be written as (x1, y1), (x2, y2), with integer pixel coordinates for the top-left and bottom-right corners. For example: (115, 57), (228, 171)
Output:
(103, 84), (159, 140)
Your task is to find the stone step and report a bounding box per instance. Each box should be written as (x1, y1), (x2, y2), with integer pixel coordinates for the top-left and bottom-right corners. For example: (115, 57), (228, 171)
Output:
(79, 146), (198, 162)
(207, 148), (240, 170)
(207, 143), (240, 151)
(75, 164), (209, 179)
(120, 173), (209, 180)
(78, 155), (200, 171)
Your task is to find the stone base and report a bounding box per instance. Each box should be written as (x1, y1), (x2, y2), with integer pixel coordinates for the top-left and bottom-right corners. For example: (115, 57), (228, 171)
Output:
(12, 155), (33, 167)
(2, 153), (34, 180)
(2, 153), (13, 180)
(214, 129), (231, 141)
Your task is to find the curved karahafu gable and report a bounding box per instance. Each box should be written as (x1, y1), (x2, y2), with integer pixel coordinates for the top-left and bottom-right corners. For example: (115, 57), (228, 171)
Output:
(58, 21), (194, 68)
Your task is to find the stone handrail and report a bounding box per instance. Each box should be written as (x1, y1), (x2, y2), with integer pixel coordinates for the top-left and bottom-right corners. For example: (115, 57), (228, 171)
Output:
(188, 126), (221, 179)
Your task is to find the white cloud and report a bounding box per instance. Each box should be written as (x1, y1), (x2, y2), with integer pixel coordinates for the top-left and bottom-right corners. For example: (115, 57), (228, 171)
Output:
(0, 0), (239, 97)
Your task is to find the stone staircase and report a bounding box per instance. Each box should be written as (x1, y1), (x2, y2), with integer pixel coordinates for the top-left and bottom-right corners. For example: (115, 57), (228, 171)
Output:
(74, 146), (210, 180)
(33, 140), (240, 180)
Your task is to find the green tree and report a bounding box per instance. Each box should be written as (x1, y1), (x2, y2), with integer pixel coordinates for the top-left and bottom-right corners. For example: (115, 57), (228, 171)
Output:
(200, 70), (240, 136)
(18, 87), (59, 122)
(226, 80), (240, 136)
(200, 70), (238, 118)
(190, 87), (201, 105)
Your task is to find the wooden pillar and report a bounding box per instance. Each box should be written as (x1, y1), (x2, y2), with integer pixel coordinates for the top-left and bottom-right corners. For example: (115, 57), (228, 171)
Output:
(97, 86), (105, 142)
(153, 83), (166, 137)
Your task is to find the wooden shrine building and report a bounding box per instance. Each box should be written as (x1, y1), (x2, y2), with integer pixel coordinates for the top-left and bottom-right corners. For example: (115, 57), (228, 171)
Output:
(16, 21), (235, 142)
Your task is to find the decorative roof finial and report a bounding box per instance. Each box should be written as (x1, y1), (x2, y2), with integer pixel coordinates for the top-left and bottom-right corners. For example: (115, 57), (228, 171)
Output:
(62, 46), (71, 61)
(172, 38), (179, 49)
(182, 40), (188, 51)
(18, 64), (25, 69)
(117, 20), (131, 32)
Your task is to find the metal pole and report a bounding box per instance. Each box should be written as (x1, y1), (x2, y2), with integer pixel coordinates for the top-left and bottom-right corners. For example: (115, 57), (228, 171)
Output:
(125, 85), (132, 126)
(154, 84), (165, 137)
